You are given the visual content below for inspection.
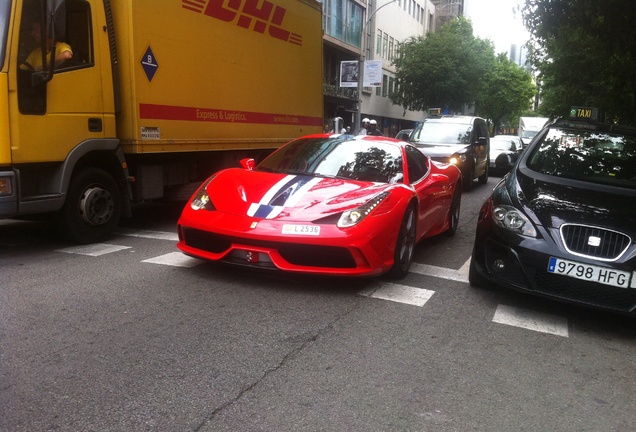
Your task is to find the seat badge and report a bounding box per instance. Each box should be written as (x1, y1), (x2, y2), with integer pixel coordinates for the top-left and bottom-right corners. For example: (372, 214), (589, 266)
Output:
(587, 236), (601, 247)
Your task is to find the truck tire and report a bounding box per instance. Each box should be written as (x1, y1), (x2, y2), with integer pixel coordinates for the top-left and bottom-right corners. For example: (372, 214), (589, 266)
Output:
(58, 168), (121, 244)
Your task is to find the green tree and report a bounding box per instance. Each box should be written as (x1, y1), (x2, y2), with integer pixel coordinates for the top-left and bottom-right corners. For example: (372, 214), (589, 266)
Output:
(522, 0), (636, 124)
(391, 17), (495, 114)
(477, 53), (536, 135)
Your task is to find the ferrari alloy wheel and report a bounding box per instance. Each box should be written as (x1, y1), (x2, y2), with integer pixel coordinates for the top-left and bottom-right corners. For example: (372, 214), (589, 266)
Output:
(389, 205), (416, 279)
(444, 186), (461, 237)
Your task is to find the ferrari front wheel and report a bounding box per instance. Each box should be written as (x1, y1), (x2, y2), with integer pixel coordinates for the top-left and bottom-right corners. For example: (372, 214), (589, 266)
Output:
(388, 205), (416, 279)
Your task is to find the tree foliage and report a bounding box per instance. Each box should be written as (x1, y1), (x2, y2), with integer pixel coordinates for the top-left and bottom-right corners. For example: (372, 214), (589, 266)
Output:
(522, 0), (636, 125)
(390, 17), (494, 113)
(476, 53), (536, 134)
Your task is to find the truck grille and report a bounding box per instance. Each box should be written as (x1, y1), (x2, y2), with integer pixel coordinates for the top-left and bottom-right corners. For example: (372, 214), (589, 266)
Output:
(560, 224), (631, 261)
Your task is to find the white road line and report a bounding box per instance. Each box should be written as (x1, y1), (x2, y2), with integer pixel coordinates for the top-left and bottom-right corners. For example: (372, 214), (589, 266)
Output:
(115, 228), (179, 242)
(359, 282), (435, 307)
(409, 257), (471, 283)
(493, 305), (569, 337)
(56, 244), (132, 256)
(142, 252), (203, 267)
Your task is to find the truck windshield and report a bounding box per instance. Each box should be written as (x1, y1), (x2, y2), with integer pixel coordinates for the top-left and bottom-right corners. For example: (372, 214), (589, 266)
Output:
(0, 1), (11, 68)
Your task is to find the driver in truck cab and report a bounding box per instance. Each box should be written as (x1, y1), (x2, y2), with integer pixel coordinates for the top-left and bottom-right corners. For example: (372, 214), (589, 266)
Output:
(21, 21), (72, 71)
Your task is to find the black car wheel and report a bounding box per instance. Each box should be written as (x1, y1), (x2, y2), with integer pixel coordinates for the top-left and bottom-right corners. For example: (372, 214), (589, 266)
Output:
(462, 163), (474, 191)
(478, 161), (489, 184)
(389, 205), (416, 279)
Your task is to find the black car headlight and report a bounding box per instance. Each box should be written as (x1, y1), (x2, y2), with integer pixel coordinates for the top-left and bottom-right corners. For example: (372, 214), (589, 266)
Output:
(450, 153), (467, 165)
(492, 205), (537, 237)
(338, 191), (389, 228)
(190, 177), (216, 211)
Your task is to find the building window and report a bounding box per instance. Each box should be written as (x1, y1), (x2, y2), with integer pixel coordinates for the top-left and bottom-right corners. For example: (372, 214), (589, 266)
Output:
(382, 33), (388, 58)
(376, 29), (382, 56)
(323, 0), (364, 48)
(382, 74), (388, 97)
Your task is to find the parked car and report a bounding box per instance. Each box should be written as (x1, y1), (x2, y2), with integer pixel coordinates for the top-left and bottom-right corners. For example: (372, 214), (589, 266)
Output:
(395, 129), (413, 141)
(469, 110), (636, 315)
(410, 116), (490, 191)
(489, 134), (522, 174)
(177, 134), (462, 278)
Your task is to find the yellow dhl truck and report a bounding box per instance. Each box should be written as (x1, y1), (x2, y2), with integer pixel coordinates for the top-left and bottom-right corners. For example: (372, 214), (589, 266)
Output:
(0, 0), (323, 243)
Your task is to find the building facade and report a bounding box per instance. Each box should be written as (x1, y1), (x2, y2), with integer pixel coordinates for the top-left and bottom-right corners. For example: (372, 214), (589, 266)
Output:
(321, 0), (462, 136)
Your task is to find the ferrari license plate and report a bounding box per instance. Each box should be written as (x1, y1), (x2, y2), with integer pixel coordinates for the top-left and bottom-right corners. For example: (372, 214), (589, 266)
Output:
(282, 224), (320, 236)
(547, 257), (632, 288)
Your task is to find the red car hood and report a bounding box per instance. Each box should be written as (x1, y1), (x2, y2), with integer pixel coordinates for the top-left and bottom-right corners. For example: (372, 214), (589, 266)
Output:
(205, 168), (391, 221)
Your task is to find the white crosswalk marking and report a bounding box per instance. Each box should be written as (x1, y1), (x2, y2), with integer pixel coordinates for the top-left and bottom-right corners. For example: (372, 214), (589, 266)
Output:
(142, 252), (203, 267)
(115, 228), (179, 241)
(409, 257), (471, 282)
(55, 232), (569, 336)
(359, 282), (435, 307)
(56, 244), (132, 256)
(493, 305), (569, 337)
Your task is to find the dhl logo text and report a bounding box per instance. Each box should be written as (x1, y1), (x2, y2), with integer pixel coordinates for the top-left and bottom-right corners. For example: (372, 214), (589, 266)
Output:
(182, 0), (302, 46)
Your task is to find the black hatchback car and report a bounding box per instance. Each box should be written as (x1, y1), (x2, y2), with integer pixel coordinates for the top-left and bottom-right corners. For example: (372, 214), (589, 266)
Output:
(410, 116), (490, 191)
(469, 110), (636, 315)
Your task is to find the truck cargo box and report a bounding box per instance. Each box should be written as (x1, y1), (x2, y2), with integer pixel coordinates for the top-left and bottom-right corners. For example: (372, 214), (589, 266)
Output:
(111, 0), (324, 153)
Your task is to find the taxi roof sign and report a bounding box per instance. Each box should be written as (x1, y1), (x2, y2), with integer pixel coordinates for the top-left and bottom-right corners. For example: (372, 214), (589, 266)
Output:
(570, 106), (598, 120)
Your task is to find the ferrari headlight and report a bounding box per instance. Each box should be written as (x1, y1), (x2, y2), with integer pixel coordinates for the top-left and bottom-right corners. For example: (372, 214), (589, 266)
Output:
(338, 191), (389, 228)
(492, 205), (536, 237)
(449, 153), (466, 165)
(190, 177), (216, 211)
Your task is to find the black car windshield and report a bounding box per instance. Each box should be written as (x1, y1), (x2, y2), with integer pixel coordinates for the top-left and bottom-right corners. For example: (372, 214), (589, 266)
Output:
(411, 121), (471, 145)
(526, 127), (636, 189)
(258, 137), (404, 183)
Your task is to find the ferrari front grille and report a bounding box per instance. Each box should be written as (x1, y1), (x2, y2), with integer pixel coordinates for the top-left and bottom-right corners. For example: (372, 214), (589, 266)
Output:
(182, 228), (356, 269)
(560, 224), (631, 261)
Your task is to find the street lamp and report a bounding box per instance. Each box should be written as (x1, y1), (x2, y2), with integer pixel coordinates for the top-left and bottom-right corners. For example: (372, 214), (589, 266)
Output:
(355, 0), (398, 132)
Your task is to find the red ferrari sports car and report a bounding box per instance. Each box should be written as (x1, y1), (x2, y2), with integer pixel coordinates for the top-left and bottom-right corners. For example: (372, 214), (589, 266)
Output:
(177, 134), (462, 278)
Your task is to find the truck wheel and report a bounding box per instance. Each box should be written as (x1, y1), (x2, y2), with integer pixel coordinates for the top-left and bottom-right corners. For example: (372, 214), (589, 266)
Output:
(58, 168), (121, 244)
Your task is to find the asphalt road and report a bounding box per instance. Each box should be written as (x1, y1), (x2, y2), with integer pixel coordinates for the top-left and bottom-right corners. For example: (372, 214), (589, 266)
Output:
(1, 175), (635, 431)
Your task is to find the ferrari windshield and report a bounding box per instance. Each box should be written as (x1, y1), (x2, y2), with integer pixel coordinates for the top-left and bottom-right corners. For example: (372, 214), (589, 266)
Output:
(0, 1), (11, 68)
(411, 121), (471, 145)
(526, 127), (636, 189)
(258, 137), (404, 183)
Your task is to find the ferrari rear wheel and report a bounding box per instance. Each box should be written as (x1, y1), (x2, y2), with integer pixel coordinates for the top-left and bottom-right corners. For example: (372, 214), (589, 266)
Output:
(443, 185), (461, 237)
(388, 205), (416, 279)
